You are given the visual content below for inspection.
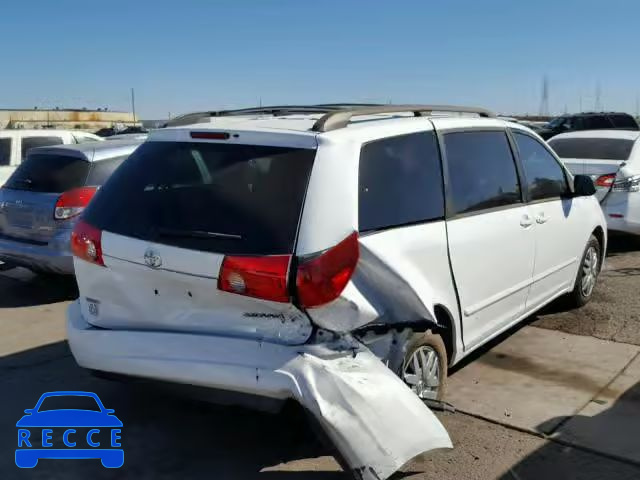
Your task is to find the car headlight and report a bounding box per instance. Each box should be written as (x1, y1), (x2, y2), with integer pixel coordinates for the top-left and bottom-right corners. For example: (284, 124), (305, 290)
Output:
(612, 175), (640, 192)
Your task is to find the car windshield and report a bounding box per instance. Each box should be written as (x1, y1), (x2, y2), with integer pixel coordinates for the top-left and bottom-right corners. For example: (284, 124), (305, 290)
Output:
(37, 395), (102, 412)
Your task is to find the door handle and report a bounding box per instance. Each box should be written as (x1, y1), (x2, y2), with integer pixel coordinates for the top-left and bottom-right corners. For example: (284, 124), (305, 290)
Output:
(536, 213), (549, 224)
(520, 215), (533, 228)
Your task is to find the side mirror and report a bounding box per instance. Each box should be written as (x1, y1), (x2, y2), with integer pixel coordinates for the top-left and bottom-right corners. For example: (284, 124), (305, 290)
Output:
(24, 409), (34, 415)
(573, 175), (596, 196)
(105, 409), (115, 414)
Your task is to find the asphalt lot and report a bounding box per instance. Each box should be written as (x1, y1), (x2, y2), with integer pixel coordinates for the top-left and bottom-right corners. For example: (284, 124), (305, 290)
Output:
(1, 235), (639, 479)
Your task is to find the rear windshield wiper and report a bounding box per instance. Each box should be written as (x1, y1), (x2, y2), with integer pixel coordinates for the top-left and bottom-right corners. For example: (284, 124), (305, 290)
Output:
(156, 228), (242, 240)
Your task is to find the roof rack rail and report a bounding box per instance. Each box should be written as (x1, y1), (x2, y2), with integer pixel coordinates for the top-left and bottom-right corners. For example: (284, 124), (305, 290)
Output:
(311, 104), (495, 132)
(164, 104), (367, 127)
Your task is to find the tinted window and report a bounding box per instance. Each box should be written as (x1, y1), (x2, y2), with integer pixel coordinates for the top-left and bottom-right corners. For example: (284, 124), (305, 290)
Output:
(21, 136), (64, 159)
(5, 154), (90, 193)
(359, 132), (444, 232)
(583, 116), (613, 129)
(0, 138), (10, 166)
(514, 132), (568, 201)
(86, 156), (128, 185)
(444, 131), (521, 215)
(550, 137), (634, 161)
(609, 114), (639, 130)
(84, 141), (315, 255)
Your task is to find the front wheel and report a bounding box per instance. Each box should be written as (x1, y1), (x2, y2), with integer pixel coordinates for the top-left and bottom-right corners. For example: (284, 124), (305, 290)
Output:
(567, 234), (601, 308)
(401, 331), (448, 402)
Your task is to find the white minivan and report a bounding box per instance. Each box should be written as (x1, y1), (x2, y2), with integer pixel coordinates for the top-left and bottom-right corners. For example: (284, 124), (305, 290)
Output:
(67, 105), (606, 479)
(0, 129), (103, 186)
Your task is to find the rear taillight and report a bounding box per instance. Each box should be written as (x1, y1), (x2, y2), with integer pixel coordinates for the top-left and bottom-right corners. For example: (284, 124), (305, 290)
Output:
(55, 186), (98, 220)
(595, 174), (616, 188)
(612, 175), (640, 192)
(296, 232), (359, 308)
(71, 219), (104, 266)
(217, 232), (360, 308)
(218, 255), (291, 303)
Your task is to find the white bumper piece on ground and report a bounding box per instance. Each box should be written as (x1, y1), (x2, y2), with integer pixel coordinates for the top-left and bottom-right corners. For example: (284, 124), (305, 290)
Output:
(67, 301), (451, 479)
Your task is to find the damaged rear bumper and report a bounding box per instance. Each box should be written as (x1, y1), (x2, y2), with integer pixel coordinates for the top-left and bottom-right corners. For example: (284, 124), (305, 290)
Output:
(67, 301), (452, 479)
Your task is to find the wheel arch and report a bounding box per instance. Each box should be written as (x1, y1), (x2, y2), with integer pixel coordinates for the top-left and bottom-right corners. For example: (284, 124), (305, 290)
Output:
(433, 304), (457, 367)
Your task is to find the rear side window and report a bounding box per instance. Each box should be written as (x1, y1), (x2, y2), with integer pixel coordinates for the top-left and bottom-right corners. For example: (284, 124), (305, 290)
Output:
(549, 137), (634, 161)
(514, 132), (568, 201)
(5, 154), (89, 193)
(444, 131), (521, 215)
(0, 138), (10, 166)
(609, 114), (639, 130)
(358, 132), (444, 232)
(84, 141), (316, 255)
(583, 116), (613, 129)
(21, 136), (64, 160)
(86, 156), (128, 185)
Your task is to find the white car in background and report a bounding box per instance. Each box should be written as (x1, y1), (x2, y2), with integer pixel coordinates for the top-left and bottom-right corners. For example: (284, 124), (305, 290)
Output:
(0, 130), (103, 186)
(549, 130), (640, 235)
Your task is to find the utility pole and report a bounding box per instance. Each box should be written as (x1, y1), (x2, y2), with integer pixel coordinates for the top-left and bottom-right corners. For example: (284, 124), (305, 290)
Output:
(539, 75), (549, 117)
(579, 94), (583, 113)
(595, 83), (602, 111)
(130, 88), (136, 125)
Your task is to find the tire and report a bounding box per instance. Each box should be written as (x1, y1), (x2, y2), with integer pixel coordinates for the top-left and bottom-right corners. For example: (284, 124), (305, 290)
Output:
(567, 234), (601, 308)
(401, 331), (448, 402)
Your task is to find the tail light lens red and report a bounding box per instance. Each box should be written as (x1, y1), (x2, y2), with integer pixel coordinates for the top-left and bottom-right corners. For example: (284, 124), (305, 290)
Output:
(595, 174), (616, 188)
(217, 232), (359, 308)
(218, 255), (291, 303)
(295, 232), (359, 308)
(55, 186), (98, 220)
(71, 219), (105, 266)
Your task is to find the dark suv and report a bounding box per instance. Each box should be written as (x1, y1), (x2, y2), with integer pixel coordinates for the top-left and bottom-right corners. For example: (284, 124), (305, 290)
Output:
(538, 112), (639, 140)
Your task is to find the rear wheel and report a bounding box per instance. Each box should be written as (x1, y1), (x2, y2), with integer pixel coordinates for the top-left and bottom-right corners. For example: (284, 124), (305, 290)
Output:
(567, 235), (601, 308)
(401, 331), (447, 402)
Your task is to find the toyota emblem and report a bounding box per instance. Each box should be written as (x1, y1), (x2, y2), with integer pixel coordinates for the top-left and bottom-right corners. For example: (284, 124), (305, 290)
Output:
(143, 248), (162, 269)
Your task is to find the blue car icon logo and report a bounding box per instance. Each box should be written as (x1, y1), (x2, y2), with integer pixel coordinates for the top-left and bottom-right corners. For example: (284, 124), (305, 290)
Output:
(16, 391), (123, 468)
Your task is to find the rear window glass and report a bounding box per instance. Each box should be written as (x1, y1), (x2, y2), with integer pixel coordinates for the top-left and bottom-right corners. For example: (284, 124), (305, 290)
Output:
(83, 141), (316, 255)
(0, 138), (10, 166)
(549, 138), (634, 161)
(5, 154), (90, 193)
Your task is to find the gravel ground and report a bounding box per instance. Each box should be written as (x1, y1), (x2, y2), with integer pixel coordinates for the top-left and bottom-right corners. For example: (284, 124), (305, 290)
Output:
(533, 235), (640, 346)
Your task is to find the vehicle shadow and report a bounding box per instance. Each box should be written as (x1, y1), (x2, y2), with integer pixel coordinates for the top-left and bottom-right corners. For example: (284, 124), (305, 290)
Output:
(497, 380), (640, 480)
(607, 233), (640, 257)
(0, 268), (78, 308)
(0, 341), (349, 480)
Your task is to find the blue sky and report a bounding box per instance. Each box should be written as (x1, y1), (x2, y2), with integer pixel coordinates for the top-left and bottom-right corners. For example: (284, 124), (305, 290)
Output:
(2, 0), (639, 118)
